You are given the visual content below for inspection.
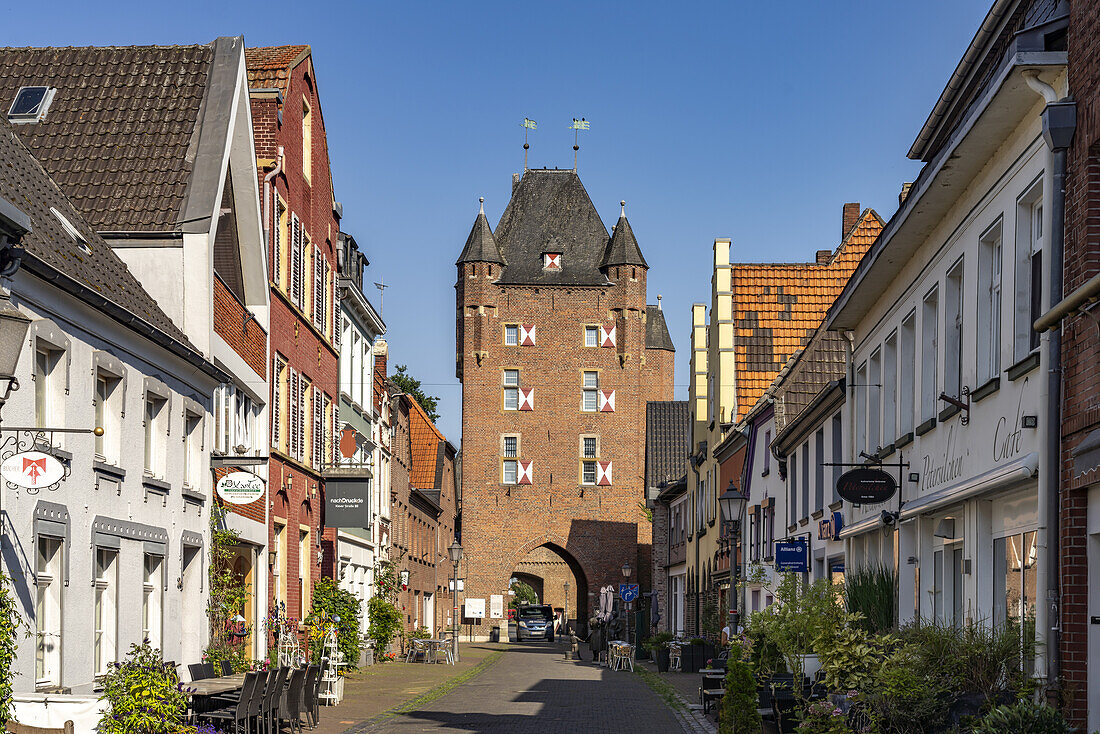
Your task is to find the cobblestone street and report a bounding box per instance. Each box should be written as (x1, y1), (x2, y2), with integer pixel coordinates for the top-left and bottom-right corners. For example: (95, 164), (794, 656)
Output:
(357, 643), (685, 734)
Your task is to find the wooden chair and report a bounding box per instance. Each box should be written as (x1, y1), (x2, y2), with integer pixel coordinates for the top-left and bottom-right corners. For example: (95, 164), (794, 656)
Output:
(6, 723), (75, 734)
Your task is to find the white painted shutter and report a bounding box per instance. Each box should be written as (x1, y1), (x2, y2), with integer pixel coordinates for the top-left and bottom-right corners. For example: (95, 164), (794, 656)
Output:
(271, 359), (281, 449)
(518, 387), (534, 411)
(314, 252), (324, 328)
(518, 460), (533, 485)
(331, 265), (339, 347)
(598, 389), (616, 412)
(312, 386), (322, 468)
(331, 395), (339, 464)
(272, 200), (282, 285)
(597, 460), (613, 486)
(600, 325), (617, 348)
(290, 214), (302, 309)
(289, 369), (299, 460)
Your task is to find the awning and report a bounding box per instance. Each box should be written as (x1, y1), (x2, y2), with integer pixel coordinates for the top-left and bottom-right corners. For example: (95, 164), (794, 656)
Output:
(1073, 428), (1100, 481)
(899, 452), (1038, 522)
(838, 514), (881, 540)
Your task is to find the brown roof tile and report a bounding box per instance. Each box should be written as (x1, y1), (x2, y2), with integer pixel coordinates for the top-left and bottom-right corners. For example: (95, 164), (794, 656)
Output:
(0, 44), (214, 232)
(406, 396), (447, 489)
(732, 210), (882, 422)
(245, 45), (310, 92)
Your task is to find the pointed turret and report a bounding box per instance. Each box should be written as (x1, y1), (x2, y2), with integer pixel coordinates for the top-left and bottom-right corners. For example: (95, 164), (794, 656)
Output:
(457, 197), (505, 265)
(601, 201), (648, 269)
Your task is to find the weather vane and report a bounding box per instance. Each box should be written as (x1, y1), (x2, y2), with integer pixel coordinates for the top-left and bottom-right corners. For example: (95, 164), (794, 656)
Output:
(569, 118), (589, 170)
(521, 118), (537, 170)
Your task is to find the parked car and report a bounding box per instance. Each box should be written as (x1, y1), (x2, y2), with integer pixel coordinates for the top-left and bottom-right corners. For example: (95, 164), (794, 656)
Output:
(516, 604), (554, 642)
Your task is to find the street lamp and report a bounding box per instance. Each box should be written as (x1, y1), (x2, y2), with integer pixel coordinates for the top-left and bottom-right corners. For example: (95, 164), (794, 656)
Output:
(0, 293), (31, 529)
(448, 540), (462, 663)
(621, 561), (632, 645)
(718, 480), (749, 634)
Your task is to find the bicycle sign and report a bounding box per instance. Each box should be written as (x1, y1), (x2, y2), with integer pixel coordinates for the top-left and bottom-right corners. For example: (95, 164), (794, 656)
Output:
(619, 583), (639, 602)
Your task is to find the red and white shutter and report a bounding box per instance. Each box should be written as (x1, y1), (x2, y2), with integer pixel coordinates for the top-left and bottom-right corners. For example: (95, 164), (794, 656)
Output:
(518, 387), (534, 411)
(519, 324), (536, 346)
(543, 253), (561, 271)
(597, 460), (613, 486)
(518, 460), (533, 485)
(598, 389), (616, 412)
(600, 325), (617, 348)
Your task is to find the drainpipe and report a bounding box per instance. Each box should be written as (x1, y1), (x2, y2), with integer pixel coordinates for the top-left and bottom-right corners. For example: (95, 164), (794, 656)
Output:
(842, 330), (856, 569)
(263, 147), (284, 251)
(690, 455), (702, 636)
(1023, 70), (1076, 698)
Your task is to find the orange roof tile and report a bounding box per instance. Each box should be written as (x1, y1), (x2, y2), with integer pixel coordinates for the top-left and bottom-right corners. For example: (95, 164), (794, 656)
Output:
(732, 210), (882, 422)
(245, 45), (310, 92)
(406, 396), (447, 489)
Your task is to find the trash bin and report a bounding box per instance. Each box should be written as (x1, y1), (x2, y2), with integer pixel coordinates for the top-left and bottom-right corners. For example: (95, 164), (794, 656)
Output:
(490, 626), (500, 643)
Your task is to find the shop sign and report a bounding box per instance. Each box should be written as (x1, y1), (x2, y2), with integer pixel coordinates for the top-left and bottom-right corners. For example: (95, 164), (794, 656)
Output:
(836, 467), (897, 504)
(215, 471), (265, 505)
(818, 511), (844, 541)
(326, 479), (369, 528)
(1, 450), (65, 489)
(774, 539), (808, 573)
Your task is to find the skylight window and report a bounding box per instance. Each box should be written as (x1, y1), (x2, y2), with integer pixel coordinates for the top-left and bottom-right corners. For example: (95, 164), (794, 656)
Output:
(50, 207), (91, 254)
(8, 86), (56, 124)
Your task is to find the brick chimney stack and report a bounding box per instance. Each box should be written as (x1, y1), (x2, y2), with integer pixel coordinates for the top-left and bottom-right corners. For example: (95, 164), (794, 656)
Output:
(816, 250), (832, 265)
(842, 202), (861, 239)
(373, 338), (388, 414)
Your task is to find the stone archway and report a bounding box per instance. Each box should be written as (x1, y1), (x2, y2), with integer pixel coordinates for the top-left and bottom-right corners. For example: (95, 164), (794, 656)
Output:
(510, 542), (589, 625)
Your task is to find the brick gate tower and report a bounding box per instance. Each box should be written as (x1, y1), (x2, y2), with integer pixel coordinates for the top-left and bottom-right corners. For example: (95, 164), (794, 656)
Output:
(456, 169), (674, 636)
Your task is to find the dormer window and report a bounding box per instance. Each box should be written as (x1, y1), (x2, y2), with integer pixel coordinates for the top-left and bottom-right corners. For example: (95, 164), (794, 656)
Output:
(543, 253), (561, 271)
(8, 86), (56, 124)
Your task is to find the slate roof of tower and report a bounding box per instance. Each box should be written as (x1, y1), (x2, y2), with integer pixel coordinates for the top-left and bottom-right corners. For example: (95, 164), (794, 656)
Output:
(732, 209), (883, 422)
(0, 118), (194, 349)
(245, 45), (310, 92)
(0, 44), (216, 231)
(646, 305), (675, 351)
(646, 401), (690, 488)
(457, 209), (504, 264)
(602, 213), (648, 268)
(492, 169), (615, 286)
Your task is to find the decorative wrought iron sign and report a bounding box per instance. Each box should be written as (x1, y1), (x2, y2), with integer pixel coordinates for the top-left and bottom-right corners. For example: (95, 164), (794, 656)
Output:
(215, 471), (265, 505)
(0, 430), (72, 493)
(835, 467), (898, 504)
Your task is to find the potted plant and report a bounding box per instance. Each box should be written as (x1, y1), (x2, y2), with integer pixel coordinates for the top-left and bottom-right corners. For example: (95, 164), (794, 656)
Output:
(644, 631), (675, 672)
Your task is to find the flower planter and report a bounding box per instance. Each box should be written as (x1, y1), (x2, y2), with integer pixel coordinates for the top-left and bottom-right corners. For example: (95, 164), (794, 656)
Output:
(655, 648), (670, 672)
(682, 644), (705, 673)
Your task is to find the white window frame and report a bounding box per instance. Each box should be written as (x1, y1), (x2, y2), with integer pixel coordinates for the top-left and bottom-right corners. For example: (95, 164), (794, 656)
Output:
(883, 330), (897, 443)
(183, 410), (202, 490)
(35, 535), (63, 687)
(142, 554), (164, 650)
(921, 286), (939, 423)
(899, 310), (916, 435)
(944, 258), (964, 400)
(504, 324), (519, 346)
(94, 548), (118, 677)
(502, 459), (518, 485)
(582, 371), (599, 412)
(584, 325), (598, 348)
(143, 393), (167, 478)
(94, 371), (122, 465)
(868, 349), (881, 452)
(502, 369), (520, 411)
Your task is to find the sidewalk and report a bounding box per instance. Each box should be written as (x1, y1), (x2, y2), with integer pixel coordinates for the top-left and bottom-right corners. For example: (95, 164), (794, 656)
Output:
(636, 659), (719, 734)
(312, 643), (506, 734)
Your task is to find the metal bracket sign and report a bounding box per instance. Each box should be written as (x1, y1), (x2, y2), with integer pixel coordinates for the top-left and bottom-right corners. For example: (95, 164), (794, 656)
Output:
(619, 583), (639, 602)
(774, 539), (808, 573)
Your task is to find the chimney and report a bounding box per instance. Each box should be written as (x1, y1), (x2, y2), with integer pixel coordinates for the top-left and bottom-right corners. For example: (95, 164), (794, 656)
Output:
(373, 339), (389, 414)
(816, 250), (832, 265)
(512, 172), (521, 195)
(842, 203), (860, 239)
(899, 182), (913, 206)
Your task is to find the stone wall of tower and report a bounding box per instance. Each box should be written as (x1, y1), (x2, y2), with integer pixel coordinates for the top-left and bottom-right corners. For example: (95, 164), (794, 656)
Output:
(458, 274), (671, 636)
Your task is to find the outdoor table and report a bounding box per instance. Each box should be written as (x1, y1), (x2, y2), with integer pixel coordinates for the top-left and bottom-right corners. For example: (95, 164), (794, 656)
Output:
(185, 673), (246, 697)
(427, 639), (450, 664)
(699, 668), (724, 675)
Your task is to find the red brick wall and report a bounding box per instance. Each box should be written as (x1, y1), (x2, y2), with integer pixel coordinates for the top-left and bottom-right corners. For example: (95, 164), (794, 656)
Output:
(1060, 2), (1100, 723)
(214, 275), (267, 378)
(457, 263), (674, 627)
(248, 53), (342, 629)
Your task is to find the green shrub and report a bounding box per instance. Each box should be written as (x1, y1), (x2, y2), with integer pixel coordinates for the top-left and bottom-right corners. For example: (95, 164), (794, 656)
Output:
(305, 577), (362, 668)
(968, 700), (1071, 734)
(814, 621), (894, 693)
(795, 699), (856, 734)
(96, 641), (188, 733)
(643, 631), (674, 652)
(411, 626), (432, 640)
(719, 659), (762, 733)
(844, 565), (897, 634)
(366, 596), (403, 655)
(508, 579), (539, 609)
(0, 573), (26, 728)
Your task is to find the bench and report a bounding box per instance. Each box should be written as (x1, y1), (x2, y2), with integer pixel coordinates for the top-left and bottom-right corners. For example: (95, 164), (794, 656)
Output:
(701, 687), (725, 714)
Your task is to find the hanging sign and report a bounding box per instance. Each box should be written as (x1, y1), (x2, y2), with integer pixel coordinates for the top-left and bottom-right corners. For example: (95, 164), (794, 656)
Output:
(774, 539), (808, 573)
(835, 467), (897, 504)
(818, 511), (844, 541)
(326, 479), (369, 528)
(215, 471), (265, 505)
(1, 450), (65, 489)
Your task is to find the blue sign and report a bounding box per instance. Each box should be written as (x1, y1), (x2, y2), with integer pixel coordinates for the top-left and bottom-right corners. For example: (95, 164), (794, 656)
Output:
(818, 511), (844, 541)
(774, 540), (808, 573)
(619, 583), (640, 602)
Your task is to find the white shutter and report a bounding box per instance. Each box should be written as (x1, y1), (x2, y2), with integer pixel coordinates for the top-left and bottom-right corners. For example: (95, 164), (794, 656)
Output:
(291, 214), (302, 309)
(312, 386), (322, 468)
(288, 369), (298, 460)
(314, 252), (324, 328)
(272, 358), (281, 450)
(272, 200), (282, 286)
(334, 304), (342, 349)
(331, 395), (339, 464)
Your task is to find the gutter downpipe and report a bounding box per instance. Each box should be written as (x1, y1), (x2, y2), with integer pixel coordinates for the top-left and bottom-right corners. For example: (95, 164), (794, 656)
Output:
(842, 330), (856, 575)
(1023, 70), (1075, 699)
(690, 455), (702, 637)
(263, 147), (284, 251)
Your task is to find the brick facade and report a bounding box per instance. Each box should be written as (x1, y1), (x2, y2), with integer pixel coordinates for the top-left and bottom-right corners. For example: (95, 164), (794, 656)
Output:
(213, 275), (268, 379)
(247, 47), (341, 634)
(1060, 1), (1100, 724)
(457, 175), (674, 633)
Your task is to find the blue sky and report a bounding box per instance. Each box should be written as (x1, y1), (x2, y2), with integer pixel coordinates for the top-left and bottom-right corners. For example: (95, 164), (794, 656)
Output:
(5, 0), (992, 442)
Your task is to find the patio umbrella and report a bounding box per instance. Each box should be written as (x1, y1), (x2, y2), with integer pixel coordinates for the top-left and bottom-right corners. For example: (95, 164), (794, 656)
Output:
(649, 591), (660, 626)
(599, 585), (614, 622)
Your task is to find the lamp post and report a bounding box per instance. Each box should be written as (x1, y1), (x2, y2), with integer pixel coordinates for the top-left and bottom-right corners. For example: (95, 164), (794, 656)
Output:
(718, 480), (749, 634)
(563, 580), (569, 631)
(621, 561), (632, 645)
(448, 540), (462, 663)
(0, 293), (32, 540)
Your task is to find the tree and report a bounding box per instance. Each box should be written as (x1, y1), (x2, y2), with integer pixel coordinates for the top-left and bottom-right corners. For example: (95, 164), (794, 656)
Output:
(391, 365), (441, 423)
(508, 579), (539, 610)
